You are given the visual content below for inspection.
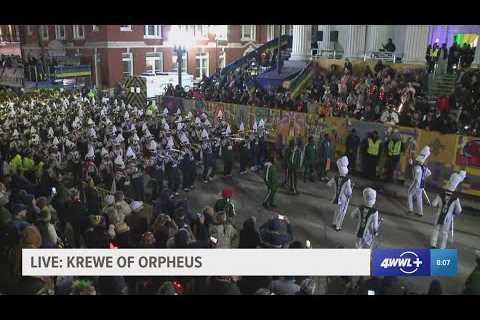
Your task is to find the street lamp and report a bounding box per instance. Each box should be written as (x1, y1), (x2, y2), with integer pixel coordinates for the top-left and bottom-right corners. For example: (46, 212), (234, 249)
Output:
(170, 25), (194, 87)
(209, 25), (227, 75)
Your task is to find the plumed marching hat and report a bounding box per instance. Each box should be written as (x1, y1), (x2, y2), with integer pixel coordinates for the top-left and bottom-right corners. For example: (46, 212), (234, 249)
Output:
(147, 140), (157, 151)
(446, 170), (466, 192)
(85, 145), (95, 160)
(126, 146), (136, 160)
(416, 145), (431, 164)
(363, 187), (376, 207)
(114, 154), (125, 167)
(336, 155), (349, 177)
(180, 132), (190, 145)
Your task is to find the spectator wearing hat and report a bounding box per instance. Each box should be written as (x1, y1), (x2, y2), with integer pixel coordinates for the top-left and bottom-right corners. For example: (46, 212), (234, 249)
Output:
(259, 214), (293, 248)
(125, 201), (148, 246)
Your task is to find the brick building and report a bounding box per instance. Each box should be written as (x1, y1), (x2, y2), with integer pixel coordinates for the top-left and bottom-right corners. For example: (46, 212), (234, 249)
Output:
(18, 25), (293, 89)
(0, 25), (21, 56)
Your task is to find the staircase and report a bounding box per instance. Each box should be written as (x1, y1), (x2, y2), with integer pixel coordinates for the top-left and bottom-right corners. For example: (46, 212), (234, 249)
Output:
(428, 73), (456, 97)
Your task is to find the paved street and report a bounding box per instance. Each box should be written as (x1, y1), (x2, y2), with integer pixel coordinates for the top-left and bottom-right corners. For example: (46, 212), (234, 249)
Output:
(144, 162), (480, 294)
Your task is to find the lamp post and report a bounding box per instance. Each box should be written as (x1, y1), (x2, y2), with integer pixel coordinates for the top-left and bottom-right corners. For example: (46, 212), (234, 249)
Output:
(170, 25), (194, 88)
(210, 25), (226, 75)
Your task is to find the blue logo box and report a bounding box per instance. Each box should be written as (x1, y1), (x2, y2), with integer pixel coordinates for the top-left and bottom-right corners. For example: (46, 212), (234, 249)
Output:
(372, 249), (431, 276)
(372, 249), (457, 277)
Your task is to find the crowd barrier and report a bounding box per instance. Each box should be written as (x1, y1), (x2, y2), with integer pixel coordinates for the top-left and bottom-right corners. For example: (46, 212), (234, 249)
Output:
(158, 96), (480, 198)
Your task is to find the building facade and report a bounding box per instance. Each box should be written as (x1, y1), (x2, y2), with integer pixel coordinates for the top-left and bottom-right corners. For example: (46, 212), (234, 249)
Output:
(16, 25), (480, 89)
(0, 25), (21, 56)
(19, 25), (280, 89)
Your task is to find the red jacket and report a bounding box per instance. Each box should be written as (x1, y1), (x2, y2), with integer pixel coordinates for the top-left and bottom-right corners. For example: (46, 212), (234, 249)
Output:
(436, 96), (449, 112)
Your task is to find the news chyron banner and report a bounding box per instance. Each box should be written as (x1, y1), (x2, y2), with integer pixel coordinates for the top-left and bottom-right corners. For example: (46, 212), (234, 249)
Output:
(22, 249), (456, 277)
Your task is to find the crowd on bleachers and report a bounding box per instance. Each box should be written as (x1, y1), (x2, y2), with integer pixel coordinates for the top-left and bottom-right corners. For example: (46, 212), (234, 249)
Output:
(166, 55), (480, 137)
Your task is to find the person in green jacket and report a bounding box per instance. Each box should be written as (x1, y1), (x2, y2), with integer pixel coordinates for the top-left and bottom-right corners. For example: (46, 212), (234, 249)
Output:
(214, 188), (236, 223)
(263, 155), (279, 209)
(286, 137), (303, 195)
(463, 250), (480, 295)
(303, 135), (317, 183)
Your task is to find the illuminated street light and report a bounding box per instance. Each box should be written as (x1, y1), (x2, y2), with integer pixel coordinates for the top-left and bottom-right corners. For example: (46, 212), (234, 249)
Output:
(169, 25), (195, 87)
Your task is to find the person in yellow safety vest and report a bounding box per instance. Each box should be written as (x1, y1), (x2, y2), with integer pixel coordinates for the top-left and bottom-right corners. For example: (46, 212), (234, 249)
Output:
(9, 153), (24, 175)
(365, 131), (381, 180)
(21, 150), (35, 181)
(429, 43), (440, 73)
(384, 131), (403, 183)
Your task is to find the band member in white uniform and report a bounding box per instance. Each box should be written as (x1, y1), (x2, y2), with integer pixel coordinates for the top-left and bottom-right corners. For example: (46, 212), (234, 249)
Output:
(327, 155), (352, 231)
(430, 170), (466, 249)
(351, 187), (380, 249)
(407, 145), (431, 217)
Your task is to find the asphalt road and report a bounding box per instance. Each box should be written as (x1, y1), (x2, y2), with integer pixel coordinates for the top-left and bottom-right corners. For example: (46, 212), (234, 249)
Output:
(143, 162), (480, 295)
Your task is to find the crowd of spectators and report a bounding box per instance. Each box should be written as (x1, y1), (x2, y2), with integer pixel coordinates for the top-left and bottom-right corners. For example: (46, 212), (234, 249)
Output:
(0, 53), (59, 82)
(166, 53), (480, 137)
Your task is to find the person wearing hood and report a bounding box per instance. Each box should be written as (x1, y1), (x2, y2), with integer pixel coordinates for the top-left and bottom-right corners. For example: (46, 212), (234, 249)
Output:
(407, 145), (432, 217)
(350, 187), (380, 249)
(327, 156), (353, 231)
(262, 155), (279, 209)
(430, 170), (466, 249)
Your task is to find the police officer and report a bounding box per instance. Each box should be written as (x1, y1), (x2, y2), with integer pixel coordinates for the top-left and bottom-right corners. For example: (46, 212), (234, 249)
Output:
(384, 130), (402, 183)
(365, 131), (381, 180)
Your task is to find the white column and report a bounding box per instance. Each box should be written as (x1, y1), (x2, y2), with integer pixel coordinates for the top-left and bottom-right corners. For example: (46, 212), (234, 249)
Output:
(366, 25), (390, 53)
(290, 25), (312, 62)
(403, 25), (430, 64)
(267, 25), (275, 42)
(317, 25), (332, 50)
(474, 37), (480, 66)
(344, 25), (367, 59)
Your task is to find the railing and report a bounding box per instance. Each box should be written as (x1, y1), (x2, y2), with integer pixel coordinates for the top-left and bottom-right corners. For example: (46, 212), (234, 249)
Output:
(363, 51), (399, 63)
(311, 48), (344, 60)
